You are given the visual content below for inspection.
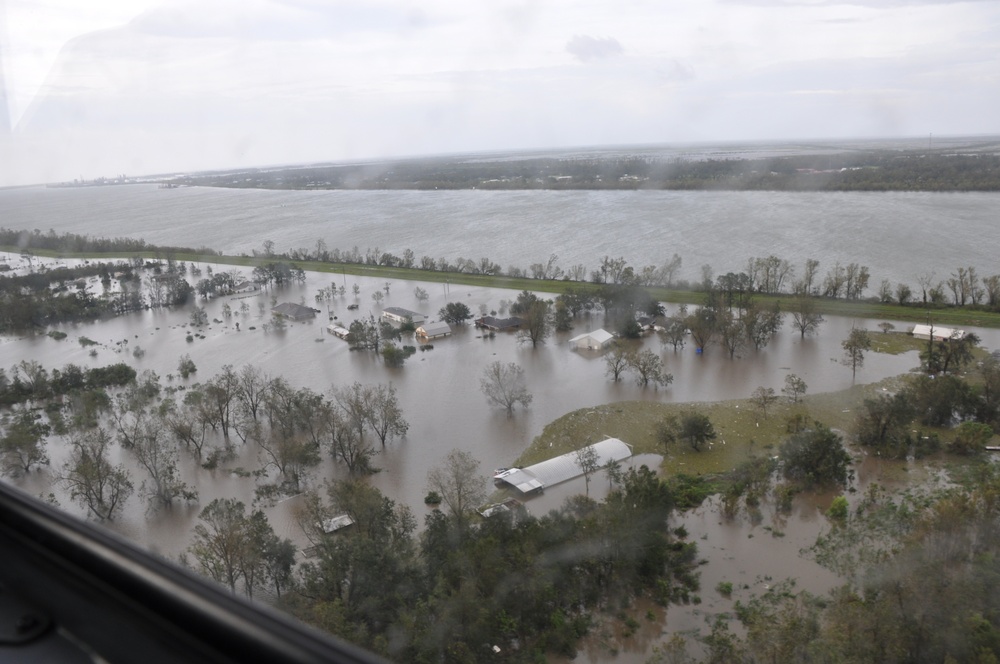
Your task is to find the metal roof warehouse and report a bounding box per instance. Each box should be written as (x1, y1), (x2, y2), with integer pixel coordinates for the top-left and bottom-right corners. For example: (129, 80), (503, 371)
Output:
(494, 438), (632, 494)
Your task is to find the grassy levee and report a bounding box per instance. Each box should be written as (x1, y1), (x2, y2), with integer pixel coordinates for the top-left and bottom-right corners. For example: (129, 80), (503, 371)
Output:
(7, 245), (1000, 328)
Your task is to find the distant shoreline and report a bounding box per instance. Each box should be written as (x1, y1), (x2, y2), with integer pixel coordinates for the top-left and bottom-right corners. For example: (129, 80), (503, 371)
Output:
(157, 139), (1000, 193)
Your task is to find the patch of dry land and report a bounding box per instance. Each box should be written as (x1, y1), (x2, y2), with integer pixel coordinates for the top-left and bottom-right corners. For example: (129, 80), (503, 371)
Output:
(518, 374), (915, 476)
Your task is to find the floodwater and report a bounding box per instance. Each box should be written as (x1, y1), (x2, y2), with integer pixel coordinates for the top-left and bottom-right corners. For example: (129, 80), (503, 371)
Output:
(2, 254), (937, 553)
(3, 253), (999, 660)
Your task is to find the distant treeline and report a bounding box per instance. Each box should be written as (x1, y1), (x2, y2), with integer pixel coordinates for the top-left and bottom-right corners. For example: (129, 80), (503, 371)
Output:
(0, 228), (218, 257)
(174, 149), (1000, 192)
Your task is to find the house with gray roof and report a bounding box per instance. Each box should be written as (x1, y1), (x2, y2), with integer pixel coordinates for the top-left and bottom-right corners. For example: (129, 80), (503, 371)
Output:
(271, 302), (318, 321)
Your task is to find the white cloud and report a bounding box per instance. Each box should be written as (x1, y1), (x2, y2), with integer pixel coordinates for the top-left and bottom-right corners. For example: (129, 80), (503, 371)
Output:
(1, 0), (998, 185)
(565, 35), (624, 62)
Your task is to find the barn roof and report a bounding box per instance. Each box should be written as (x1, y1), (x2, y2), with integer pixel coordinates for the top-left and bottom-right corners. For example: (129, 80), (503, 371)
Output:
(496, 438), (632, 494)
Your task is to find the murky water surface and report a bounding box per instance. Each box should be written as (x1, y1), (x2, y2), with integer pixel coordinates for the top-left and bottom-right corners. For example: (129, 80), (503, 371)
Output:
(3, 183), (1000, 660)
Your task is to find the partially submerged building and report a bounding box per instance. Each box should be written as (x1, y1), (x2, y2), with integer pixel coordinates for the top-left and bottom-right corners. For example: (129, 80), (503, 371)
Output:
(271, 302), (318, 321)
(568, 329), (615, 351)
(475, 316), (524, 332)
(327, 324), (350, 340)
(416, 321), (452, 339)
(382, 307), (426, 325)
(494, 438), (633, 494)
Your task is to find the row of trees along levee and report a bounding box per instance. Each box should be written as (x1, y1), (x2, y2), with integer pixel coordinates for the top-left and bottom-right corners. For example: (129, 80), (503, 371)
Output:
(7, 228), (1000, 338)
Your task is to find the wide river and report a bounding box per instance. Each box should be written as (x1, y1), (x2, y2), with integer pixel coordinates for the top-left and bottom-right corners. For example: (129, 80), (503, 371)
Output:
(2, 184), (999, 661)
(2, 184), (999, 288)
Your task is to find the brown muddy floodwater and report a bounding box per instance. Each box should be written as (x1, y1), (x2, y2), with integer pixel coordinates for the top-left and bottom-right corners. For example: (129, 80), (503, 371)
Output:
(3, 255), (998, 660)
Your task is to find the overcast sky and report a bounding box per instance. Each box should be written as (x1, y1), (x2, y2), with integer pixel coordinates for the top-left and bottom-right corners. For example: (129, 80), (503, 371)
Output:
(1, 0), (998, 186)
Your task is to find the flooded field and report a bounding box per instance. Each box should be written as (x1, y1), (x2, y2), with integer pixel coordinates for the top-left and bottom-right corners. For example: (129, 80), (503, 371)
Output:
(2, 252), (995, 659)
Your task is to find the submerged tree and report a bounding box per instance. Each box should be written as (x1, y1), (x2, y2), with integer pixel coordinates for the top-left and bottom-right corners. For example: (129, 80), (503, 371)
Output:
(0, 410), (50, 476)
(480, 361), (533, 413)
(627, 349), (673, 388)
(517, 300), (551, 347)
(604, 342), (631, 382)
(790, 297), (824, 339)
(62, 427), (133, 520)
(128, 419), (197, 507)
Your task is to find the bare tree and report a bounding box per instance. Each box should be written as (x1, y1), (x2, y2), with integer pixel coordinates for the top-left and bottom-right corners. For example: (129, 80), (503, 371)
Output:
(917, 271), (937, 305)
(750, 386), (778, 420)
(790, 297), (824, 339)
(364, 383), (409, 447)
(480, 361), (533, 413)
(717, 309), (746, 359)
(323, 407), (376, 474)
(204, 365), (239, 438)
(163, 394), (212, 458)
(658, 318), (687, 352)
(604, 343), (630, 382)
(129, 420), (196, 507)
(575, 445), (600, 497)
(426, 450), (487, 532)
(236, 364), (269, 421)
(782, 374), (807, 403)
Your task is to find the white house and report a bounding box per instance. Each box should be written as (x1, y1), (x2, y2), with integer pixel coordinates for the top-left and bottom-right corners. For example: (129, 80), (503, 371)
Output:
(911, 324), (966, 341)
(416, 321), (452, 339)
(568, 329), (615, 350)
(382, 307), (426, 325)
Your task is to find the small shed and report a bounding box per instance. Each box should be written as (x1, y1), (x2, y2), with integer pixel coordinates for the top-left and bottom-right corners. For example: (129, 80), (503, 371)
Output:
(272, 302), (317, 321)
(568, 329), (615, 350)
(382, 307), (426, 325)
(911, 324), (966, 341)
(417, 321), (452, 339)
